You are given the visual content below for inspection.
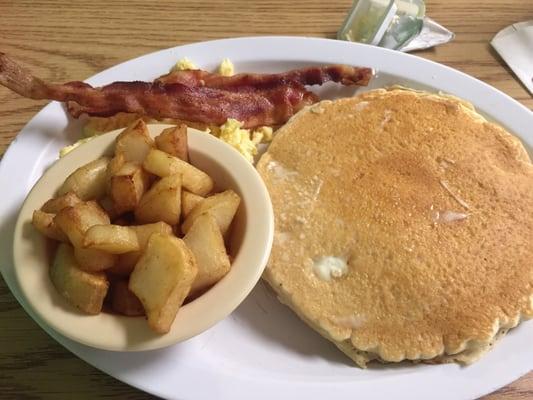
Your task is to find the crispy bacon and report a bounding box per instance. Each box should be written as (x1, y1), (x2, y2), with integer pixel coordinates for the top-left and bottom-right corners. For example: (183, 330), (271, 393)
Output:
(0, 52), (372, 128)
(65, 82), (318, 127)
(155, 65), (373, 90)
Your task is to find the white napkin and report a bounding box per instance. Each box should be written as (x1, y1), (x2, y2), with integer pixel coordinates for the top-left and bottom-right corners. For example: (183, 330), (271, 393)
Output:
(491, 21), (533, 96)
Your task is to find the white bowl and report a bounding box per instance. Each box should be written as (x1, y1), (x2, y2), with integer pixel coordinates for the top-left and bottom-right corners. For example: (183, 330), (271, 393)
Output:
(13, 124), (274, 351)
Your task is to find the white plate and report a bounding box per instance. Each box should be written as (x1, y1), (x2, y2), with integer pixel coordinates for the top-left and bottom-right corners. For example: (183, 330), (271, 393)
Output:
(1, 36), (532, 400)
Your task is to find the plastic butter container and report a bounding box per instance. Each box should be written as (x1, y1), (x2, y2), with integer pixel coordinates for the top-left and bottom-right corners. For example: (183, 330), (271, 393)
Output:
(338, 0), (425, 50)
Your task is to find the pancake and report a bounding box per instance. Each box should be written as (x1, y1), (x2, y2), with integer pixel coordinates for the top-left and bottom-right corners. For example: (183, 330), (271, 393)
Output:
(256, 88), (533, 367)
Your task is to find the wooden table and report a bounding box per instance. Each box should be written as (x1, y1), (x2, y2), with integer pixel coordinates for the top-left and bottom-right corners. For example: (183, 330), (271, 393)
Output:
(0, 0), (531, 398)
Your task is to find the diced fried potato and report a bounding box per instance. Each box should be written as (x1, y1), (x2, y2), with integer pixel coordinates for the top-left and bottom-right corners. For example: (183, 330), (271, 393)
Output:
(109, 222), (175, 275)
(134, 174), (182, 225)
(133, 222), (173, 246)
(181, 191), (204, 217)
(58, 157), (110, 201)
(111, 280), (145, 316)
(143, 149), (213, 196)
(112, 214), (135, 226)
(183, 214), (231, 294)
(115, 119), (154, 164)
(32, 210), (69, 242)
(108, 252), (139, 277)
(83, 224), (140, 254)
(110, 162), (150, 214)
(74, 246), (117, 272)
(50, 243), (109, 314)
(99, 196), (119, 220)
(129, 233), (197, 333)
(41, 192), (82, 214)
(155, 125), (188, 162)
(107, 222), (173, 277)
(105, 153), (126, 190)
(181, 190), (241, 235)
(54, 201), (110, 248)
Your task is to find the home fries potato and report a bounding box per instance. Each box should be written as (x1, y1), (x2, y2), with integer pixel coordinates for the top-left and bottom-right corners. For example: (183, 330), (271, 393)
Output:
(32, 120), (241, 334)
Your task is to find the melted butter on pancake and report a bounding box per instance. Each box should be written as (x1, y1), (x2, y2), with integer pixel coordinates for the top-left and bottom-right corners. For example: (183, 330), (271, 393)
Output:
(313, 256), (348, 281)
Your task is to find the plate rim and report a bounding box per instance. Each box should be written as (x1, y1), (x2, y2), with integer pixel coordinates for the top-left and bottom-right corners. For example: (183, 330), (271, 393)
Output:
(1, 35), (532, 400)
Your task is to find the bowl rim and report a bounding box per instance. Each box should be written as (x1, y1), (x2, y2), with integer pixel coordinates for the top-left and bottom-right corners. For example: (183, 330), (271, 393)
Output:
(13, 124), (274, 351)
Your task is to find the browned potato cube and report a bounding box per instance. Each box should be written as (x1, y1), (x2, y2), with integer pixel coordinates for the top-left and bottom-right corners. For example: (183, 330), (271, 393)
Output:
(74, 247), (117, 272)
(143, 149), (213, 196)
(105, 153), (126, 190)
(83, 224), (140, 254)
(41, 192), (82, 214)
(115, 119), (154, 164)
(58, 157), (110, 201)
(111, 280), (145, 316)
(181, 191), (204, 217)
(32, 210), (69, 242)
(184, 214), (231, 294)
(155, 125), (188, 162)
(129, 233), (197, 333)
(133, 222), (173, 246)
(54, 201), (110, 248)
(134, 174), (182, 225)
(50, 243), (109, 314)
(98, 196), (119, 220)
(109, 162), (150, 214)
(108, 222), (173, 277)
(109, 252), (139, 277)
(181, 190), (241, 236)
(54, 201), (114, 272)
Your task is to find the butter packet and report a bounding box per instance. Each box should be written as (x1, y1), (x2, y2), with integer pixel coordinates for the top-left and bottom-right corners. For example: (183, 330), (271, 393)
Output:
(338, 0), (454, 52)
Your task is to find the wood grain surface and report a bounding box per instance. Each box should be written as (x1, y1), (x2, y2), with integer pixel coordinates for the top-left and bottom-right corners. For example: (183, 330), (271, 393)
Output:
(0, 0), (532, 398)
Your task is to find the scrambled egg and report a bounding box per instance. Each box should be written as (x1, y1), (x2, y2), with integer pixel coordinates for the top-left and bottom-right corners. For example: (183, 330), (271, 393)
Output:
(59, 137), (93, 157)
(174, 57), (234, 76)
(173, 57), (197, 71)
(213, 119), (273, 163)
(218, 58), (234, 76)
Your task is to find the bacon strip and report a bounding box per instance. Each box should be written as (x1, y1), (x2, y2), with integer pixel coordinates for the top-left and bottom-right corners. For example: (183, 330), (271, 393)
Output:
(65, 82), (318, 127)
(155, 65), (373, 90)
(0, 52), (372, 128)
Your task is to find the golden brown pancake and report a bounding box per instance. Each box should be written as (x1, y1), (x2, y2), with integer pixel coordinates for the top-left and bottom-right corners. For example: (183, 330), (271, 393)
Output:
(256, 88), (533, 367)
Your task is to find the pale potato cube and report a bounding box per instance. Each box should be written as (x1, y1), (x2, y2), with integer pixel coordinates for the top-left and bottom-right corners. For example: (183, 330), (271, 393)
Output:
(129, 233), (197, 334)
(181, 190), (240, 236)
(143, 149), (213, 196)
(74, 247), (117, 272)
(181, 191), (204, 217)
(111, 280), (145, 316)
(41, 192), (82, 214)
(50, 243), (109, 314)
(184, 214), (231, 294)
(58, 157), (110, 201)
(83, 224), (140, 254)
(115, 119), (154, 164)
(32, 210), (69, 242)
(54, 201), (110, 248)
(134, 174), (182, 225)
(155, 125), (188, 162)
(110, 162), (150, 214)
